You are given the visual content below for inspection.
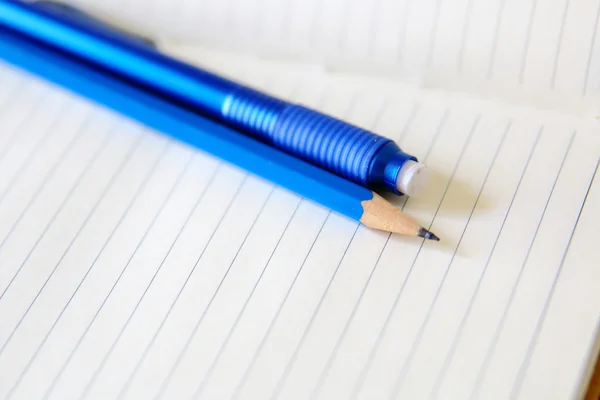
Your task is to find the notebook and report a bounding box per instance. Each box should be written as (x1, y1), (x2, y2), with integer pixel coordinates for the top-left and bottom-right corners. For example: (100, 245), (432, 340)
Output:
(0, 0), (599, 399)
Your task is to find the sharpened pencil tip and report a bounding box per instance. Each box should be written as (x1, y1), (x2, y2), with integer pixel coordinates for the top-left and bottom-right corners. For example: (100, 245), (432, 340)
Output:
(418, 227), (440, 241)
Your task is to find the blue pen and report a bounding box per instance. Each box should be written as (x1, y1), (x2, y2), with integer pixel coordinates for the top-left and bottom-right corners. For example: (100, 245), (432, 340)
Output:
(0, 0), (429, 196)
(0, 15), (439, 240)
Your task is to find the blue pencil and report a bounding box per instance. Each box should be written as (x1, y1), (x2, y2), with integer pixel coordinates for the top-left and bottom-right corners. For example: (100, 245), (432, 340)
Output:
(0, 21), (439, 239)
(0, 0), (429, 197)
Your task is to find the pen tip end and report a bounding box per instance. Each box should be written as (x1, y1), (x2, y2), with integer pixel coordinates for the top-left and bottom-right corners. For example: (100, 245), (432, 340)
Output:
(418, 227), (440, 241)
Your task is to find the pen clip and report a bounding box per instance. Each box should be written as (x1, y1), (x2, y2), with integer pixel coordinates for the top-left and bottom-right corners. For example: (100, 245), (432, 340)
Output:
(30, 0), (157, 48)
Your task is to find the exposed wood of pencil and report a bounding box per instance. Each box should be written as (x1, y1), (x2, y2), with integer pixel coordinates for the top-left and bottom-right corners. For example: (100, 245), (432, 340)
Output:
(360, 192), (439, 240)
(584, 352), (600, 400)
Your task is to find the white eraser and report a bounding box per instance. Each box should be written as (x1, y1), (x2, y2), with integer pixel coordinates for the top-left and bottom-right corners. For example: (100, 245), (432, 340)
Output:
(396, 160), (429, 197)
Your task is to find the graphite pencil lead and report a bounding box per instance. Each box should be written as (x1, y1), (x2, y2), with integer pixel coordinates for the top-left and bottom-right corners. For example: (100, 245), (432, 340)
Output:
(417, 227), (440, 241)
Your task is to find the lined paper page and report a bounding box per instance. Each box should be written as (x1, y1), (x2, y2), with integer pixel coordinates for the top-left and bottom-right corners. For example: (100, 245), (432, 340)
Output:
(0, 53), (599, 400)
(64, 0), (600, 113)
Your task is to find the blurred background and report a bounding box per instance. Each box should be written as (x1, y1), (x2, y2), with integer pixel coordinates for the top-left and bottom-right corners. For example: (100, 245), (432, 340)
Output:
(58, 0), (600, 117)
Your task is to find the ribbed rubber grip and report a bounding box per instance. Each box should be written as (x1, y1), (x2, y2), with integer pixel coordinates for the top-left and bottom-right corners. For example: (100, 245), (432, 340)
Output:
(221, 87), (287, 139)
(222, 88), (391, 186)
(271, 105), (391, 184)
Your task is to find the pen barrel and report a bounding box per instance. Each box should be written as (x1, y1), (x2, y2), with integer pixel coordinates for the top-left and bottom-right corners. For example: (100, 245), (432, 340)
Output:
(223, 87), (394, 188)
(0, 0), (418, 193)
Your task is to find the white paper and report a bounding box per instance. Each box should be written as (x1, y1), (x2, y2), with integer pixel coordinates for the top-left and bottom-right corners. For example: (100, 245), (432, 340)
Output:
(0, 52), (598, 400)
